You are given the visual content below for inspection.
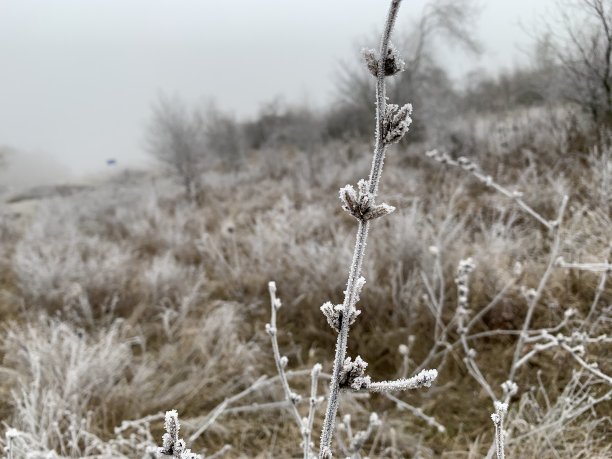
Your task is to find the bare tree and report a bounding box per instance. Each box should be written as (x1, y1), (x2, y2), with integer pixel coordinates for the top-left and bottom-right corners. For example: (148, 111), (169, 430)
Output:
(329, 0), (481, 141)
(146, 95), (207, 201)
(203, 103), (244, 166)
(553, 0), (612, 125)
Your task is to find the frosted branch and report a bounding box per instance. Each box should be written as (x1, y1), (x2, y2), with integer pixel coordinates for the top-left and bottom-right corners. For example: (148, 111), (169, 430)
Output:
(425, 149), (554, 230)
(348, 413), (382, 455)
(367, 369), (438, 393)
(266, 281), (313, 457)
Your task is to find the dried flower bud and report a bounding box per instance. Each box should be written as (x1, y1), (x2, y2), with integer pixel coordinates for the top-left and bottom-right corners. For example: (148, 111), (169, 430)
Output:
(339, 356), (370, 390)
(362, 44), (405, 77)
(340, 181), (396, 221)
(320, 301), (361, 332)
(362, 48), (379, 76)
(364, 203), (396, 221)
(159, 410), (202, 458)
(383, 103), (413, 144)
(501, 380), (518, 397)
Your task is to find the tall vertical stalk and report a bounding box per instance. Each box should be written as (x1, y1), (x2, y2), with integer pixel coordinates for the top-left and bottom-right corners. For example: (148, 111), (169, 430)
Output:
(318, 1), (404, 456)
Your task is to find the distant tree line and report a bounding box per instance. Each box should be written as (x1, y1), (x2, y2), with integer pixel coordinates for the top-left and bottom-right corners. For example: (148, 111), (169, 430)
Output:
(146, 0), (612, 200)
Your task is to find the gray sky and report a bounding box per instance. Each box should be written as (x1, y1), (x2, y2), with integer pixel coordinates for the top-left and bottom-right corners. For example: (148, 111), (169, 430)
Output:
(0, 0), (558, 178)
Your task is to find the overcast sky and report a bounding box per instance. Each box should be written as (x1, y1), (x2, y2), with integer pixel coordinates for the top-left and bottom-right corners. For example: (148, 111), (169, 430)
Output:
(0, 0), (558, 178)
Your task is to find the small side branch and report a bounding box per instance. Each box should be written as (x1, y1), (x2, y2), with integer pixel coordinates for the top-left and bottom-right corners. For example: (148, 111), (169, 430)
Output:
(425, 150), (554, 231)
(266, 282), (304, 430)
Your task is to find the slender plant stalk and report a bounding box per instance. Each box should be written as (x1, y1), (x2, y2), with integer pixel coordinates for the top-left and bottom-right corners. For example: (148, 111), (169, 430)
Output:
(318, 1), (403, 456)
(508, 196), (568, 383)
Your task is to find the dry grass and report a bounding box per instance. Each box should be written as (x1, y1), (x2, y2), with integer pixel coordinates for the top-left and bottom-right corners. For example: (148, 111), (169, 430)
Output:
(0, 106), (610, 457)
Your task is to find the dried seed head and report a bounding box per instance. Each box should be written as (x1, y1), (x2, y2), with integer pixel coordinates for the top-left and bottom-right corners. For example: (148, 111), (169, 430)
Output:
(320, 301), (361, 332)
(362, 44), (406, 77)
(340, 181), (395, 221)
(383, 103), (413, 144)
(339, 356), (371, 390)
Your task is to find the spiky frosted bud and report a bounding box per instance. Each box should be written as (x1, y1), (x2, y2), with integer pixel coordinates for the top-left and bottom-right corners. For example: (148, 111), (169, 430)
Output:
(339, 184), (358, 213)
(398, 344), (409, 355)
(158, 410), (202, 458)
(365, 203), (396, 220)
(340, 180), (396, 221)
(339, 355), (370, 390)
(163, 410), (179, 444)
(362, 44), (405, 77)
(362, 48), (379, 76)
(383, 103), (413, 144)
(320, 301), (361, 332)
(501, 380), (518, 398)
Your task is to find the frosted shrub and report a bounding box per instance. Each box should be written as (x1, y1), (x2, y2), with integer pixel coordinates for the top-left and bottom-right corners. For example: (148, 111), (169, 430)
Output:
(1, 317), (140, 455)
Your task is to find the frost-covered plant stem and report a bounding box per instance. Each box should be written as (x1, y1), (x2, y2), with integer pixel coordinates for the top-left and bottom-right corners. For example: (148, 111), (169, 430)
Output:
(425, 150), (553, 230)
(491, 402), (507, 459)
(508, 196), (568, 383)
(305, 363), (323, 457)
(267, 282), (304, 427)
(319, 1), (403, 456)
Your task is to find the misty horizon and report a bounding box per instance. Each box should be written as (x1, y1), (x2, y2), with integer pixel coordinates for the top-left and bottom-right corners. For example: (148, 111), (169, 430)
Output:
(0, 0), (557, 178)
